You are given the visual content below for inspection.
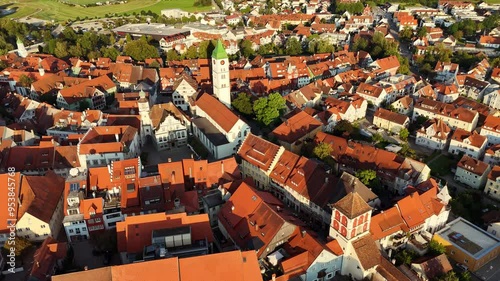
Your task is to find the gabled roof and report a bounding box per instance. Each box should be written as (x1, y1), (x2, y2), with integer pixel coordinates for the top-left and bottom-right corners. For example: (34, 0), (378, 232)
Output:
(29, 236), (67, 281)
(351, 234), (380, 269)
(238, 134), (281, 171)
(457, 155), (490, 176)
(333, 192), (371, 219)
(196, 93), (239, 133)
(272, 111), (322, 144)
(374, 108), (409, 125)
(18, 171), (65, 223)
(370, 206), (408, 240)
(411, 254), (453, 280)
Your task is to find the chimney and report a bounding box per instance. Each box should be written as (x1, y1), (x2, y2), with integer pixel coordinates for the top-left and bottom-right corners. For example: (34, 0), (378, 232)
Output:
(272, 274), (276, 281)
(171, 171), (175, 183)
(84, 266), (89, 271)
(325, 177), (329, 183)
(168, 158), (172, 162)
(115, 134), (119, 142)
(255, 223), (259, 231)
(221, 160), (224, 174)
(344, 44), (349, 51)
(36, 261), (40, 268)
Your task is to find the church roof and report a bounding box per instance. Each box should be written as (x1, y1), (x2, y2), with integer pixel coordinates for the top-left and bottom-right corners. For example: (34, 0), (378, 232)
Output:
(333, 192), (371, 219)
(212, 40), (228, 60)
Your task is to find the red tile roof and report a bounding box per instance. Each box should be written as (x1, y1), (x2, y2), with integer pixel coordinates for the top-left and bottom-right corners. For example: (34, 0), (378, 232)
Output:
(116, 212), (213, 253)
(0, 172), (21, 234)
(238, 134), (281, 171)
(18, 171), (65, 223)
(333, 192), (372, 219)
(272, 110), (322, 144)
(196, 93), (239, 132)
(457, 155), (490, 176)
(374, 108), (409, 125)
(370, 206), (409, 240)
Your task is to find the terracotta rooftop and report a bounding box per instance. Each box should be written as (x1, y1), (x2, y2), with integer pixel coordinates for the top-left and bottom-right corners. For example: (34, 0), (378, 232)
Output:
(411, 254), (453, 281)
(238, 134), (281, 172)
(53, 250), (260, 281)
(196, 93), (239, 133)
(374, 108), (409, 125)
(352, 234), (380, 269)
(451, 128), (486, 149)
(116, 212), (213, 254)
(333, 192), (371, 219)
(272, 110), (322, 144)
(488, 166), (500, 181)
(370, 206), (409, 240)
(18, 171), (65, 223)
(457, 155), (490, 176)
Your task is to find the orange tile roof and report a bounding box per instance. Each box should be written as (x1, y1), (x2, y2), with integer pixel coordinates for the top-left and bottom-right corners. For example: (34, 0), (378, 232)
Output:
(196, 93), (239, 133)
(370, 207), (409, 240)
(53, 250), (261, 281)
(396, 192), (428, 229)
(457, 155), (490, 176)
(18, 171), (65, 223)
(218, 182), (303, 257)
(29, 237), (67, 281)
(79, 125), (137, 154)
(333, 192), (372, 219)
(0, 172), (21, 233)
(374, 108), (409, 125)
(451, 128), (486, 148)
(116, 212), (213, 253)
(270, 150), (300, 186)
(179, 250), (262, 281)
(238, 134), (281, 171)
(272, 111), (322, 144)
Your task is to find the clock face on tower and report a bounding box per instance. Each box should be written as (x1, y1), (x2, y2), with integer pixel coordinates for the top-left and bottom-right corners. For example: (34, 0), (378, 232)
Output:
(220, 60), (225, 65)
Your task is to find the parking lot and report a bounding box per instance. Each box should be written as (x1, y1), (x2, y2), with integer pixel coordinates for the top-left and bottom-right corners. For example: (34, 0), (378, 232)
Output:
(474, 255), (500, 281)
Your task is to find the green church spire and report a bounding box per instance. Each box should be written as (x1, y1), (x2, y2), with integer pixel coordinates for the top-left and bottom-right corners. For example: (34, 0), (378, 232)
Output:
(212, 40), (228, 60)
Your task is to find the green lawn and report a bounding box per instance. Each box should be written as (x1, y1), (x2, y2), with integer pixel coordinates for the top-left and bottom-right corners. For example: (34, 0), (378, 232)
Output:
(0, 0), (212, 22)
(64, 0), (102, 5)
(428, 154), (457, 177)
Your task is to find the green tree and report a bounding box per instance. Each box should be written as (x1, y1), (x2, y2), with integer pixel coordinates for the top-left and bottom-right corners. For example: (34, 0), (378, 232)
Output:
(399, 27), (413, 41)
(435, 271), (459, 281)
(149, 60), (161, 68)
(313, 142), (333, 160)
(3, 236), (32, 256)
(166, 49), (180, 61)
(54, 41), (69, 58)
(101, 47), (120, 61)
(285, 37), (302, 56)
(18, 74), (34, 87)
(428, 240), (446, 256)
(399, 128), (409, 141)
(372, 133), (384, 143)
(333, 120), (354, 135)
(185, 45), (198, 59)
(253, 92), (285, 126)
(416, 27), (427, 38)
(62, 27), (78, 42)
(232, 93), (254, 115)
(240, 39), (255, 58)
(395, 249), (418, 266)
(124, 38), (159, 61)
(352, 37), (369, 52)
(0, 60), (7, 70)
(355, 169), (377, 186)
(197, 40), (211, 59)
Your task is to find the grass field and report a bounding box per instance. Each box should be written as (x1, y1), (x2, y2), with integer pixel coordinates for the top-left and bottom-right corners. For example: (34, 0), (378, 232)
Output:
(428, 154), (458, 177)
(0, 0), (212, 22)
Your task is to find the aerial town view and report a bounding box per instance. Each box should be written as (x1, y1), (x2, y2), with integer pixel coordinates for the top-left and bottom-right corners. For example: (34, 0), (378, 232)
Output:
(0, 0), (500, 280)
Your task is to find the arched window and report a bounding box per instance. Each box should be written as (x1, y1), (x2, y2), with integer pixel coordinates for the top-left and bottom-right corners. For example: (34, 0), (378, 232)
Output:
(341, 215), (347, 226)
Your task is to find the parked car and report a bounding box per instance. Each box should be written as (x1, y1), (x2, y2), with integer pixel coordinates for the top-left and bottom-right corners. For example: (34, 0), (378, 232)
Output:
(456, 263), (468, 272)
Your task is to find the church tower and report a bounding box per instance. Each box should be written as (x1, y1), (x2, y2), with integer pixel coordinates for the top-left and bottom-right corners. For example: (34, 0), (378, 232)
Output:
(16, 37), (28, 58)
(329, 192), (372, 250)
(211, 40), (231, 109)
